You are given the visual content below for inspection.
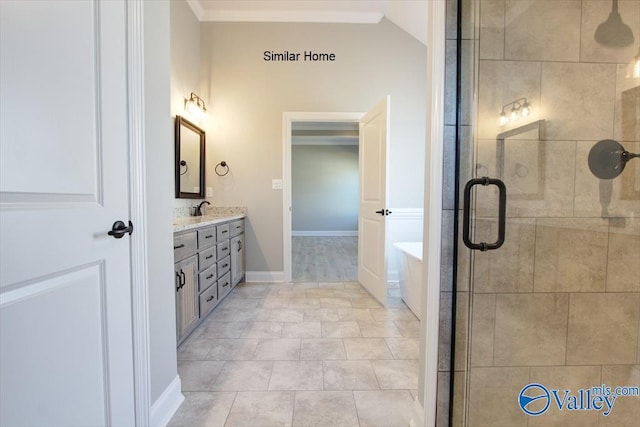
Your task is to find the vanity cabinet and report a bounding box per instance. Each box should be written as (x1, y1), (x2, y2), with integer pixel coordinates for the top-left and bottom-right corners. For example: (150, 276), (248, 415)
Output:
(229, 219), (245, 287)
(174, 232), (199, 342)
(174, 217), (245, 345)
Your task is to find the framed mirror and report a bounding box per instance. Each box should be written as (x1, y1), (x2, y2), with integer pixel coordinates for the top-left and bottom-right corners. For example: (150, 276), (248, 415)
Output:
(175, 115), (205, 199)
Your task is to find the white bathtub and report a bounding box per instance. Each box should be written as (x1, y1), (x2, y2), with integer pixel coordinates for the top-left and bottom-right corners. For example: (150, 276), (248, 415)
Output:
(393, 242), (423, 320)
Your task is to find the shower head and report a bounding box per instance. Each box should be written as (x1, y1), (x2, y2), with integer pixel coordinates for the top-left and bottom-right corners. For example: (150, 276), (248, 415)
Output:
(588, 139), (639, 180)
(594, 0), (635, 47)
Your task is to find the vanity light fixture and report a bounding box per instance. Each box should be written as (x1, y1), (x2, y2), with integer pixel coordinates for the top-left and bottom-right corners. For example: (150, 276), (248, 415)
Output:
(499, 97), (531, 127)
(185, 92), (207, 120)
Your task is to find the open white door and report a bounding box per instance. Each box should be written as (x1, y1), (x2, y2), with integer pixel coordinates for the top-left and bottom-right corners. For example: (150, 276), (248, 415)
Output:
(0, 2), (135, 425)
(358, 97), (390, 304)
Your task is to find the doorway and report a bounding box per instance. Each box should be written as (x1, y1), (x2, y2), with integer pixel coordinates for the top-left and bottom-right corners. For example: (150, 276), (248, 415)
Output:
(283, 112), (363, 283)
(452, 1), (640, 426)
(290, 122), (359, 282)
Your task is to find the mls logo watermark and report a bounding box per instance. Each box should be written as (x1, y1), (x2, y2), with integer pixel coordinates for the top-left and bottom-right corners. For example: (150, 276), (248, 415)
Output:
(518, 383), (639, 417)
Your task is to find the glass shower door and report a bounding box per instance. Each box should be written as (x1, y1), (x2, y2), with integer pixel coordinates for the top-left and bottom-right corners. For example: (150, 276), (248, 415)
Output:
(458, 1), (640, 426)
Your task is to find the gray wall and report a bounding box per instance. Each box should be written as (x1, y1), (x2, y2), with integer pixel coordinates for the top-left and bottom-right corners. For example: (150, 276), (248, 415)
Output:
(292, 145), (358, 233)
(171, 0), (204, 210)
(145, 0), (177, 404)
(200, 19), (426, 273)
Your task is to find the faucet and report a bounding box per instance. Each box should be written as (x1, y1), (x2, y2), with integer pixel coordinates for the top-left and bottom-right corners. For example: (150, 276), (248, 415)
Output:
(194, 201), (210, 216)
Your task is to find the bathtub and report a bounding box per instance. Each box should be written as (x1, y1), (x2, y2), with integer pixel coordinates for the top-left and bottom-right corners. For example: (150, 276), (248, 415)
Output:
(393, 242), (423, 320)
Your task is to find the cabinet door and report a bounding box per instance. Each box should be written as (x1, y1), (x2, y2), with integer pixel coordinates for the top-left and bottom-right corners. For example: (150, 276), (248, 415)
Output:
(175, 255), (199, 342)
(230, 234), (245, 287)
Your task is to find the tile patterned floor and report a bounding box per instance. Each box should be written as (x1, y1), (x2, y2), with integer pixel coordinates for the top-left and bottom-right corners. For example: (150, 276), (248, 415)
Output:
(169, 281), (419, 427)
(292, 237), (358, 282)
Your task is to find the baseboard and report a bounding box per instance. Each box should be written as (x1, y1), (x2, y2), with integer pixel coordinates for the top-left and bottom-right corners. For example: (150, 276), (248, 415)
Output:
(150, 375), (184, 427)
(245, 271), (285, 282)
(292, 230), (358, 237)
(409, 396), (425, 427)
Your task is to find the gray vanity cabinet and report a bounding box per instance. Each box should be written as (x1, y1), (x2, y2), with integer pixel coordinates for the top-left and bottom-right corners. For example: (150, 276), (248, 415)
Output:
(229, 219), (245, 287)
(174, 231), (199, 343)
(230, 233), (244, 287)
(174, 217), (245, 346)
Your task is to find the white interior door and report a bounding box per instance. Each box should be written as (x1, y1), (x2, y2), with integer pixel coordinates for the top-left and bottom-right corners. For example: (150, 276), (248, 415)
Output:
(0, 1), (135, 425)
(358, 97), (390, 304)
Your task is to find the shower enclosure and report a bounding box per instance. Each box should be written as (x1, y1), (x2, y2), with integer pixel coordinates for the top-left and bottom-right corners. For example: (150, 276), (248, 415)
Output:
(450, 1), (640, 426)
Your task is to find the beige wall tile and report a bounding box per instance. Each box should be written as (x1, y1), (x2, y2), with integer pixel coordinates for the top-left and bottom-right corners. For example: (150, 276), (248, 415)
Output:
(440, 211), (454, 292)
(511, 140), (577, 217)
(479, 0), (505, 60)
(472, 219), (535, 293)
(607, 218), (640, 292)
(581, 1), (640, 64)
(574, 141), (640, 218)
(438, 292), (452, 371)
(445, 40), (457, 127)
(541, 62), (616, 141)
(477, 61), (542, 140)
(494, 293), (569, 366)
(567, 293), (640, 365)
(467, 367), (529, 426)
(528, 366), (601, 427)
(436, 371), (451, 427)
(614, 67), (640, 142)
(505, 0), (581, 62)
(534, 218), (609, 292)
(470, 293), (495, 367)
(599, 365), (640, 426)
(454, 291), (469, 371)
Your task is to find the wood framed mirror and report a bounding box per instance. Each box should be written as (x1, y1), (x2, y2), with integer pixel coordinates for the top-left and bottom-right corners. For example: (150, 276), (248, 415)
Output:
(175, 115), (205, 199)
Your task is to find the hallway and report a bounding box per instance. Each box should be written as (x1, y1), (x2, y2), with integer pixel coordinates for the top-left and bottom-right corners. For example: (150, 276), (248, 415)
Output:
(169, 281), (419, 426)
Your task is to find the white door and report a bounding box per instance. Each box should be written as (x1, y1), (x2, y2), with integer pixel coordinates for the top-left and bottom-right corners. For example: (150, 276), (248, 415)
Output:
(0, 1), (135, 425)
(358, 97), (390, 304)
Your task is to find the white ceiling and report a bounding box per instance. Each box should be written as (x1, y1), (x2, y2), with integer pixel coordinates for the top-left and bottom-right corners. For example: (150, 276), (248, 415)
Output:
(186, 0), (427, 45)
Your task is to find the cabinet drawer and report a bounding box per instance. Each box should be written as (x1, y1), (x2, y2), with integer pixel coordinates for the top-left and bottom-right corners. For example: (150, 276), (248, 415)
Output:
(198, 226), (217, 249)
(218, 255), (231, 277)
(216, 240), (231, 260)
(217, 271), (232, 301)
(216, 223), (230, 241)
(199, 282), (218, 318)
(199, 246), (217, 271)
(198, 264), (217, 292)
(174, 231), (197, 262)
(229, 220), (244, 237)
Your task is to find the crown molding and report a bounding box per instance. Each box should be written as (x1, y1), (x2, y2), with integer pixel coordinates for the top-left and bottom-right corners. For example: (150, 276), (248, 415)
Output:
(186, 0), (204, 20)
(186, 1), (383, 23)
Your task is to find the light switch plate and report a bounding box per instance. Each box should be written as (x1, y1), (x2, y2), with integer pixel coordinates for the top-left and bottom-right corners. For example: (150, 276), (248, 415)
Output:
(272, 179), (283, 190)
(206, 187), (213, 197)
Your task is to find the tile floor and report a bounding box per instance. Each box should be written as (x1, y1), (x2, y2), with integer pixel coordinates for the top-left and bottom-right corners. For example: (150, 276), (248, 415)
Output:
(169, 281), (420, 427)
(292, 237), (358, 282)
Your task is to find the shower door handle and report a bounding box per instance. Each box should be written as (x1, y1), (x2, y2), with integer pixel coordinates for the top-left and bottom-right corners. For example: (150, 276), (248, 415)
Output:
(462, 177), (506, 251)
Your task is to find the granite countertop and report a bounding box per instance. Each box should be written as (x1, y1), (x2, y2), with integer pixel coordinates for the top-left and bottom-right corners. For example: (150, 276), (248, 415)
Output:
(173, 206), (247, 232)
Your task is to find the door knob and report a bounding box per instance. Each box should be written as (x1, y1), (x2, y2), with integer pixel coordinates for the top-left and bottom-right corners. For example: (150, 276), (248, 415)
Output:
(108, 220), (133, 239)
(375, 209), (392, 216)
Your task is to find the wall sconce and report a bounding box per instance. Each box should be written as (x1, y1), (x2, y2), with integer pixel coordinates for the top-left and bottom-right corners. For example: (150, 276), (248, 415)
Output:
(184, 92), (207, 120)
(499, 97), (531, 127)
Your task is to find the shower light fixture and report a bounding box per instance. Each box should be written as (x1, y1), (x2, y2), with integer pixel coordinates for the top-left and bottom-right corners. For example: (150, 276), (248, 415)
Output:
(499, 97), (531, 127)
(185, 92), (207, 120)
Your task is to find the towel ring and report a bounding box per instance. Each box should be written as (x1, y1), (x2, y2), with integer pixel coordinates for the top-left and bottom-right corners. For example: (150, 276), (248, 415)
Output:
(179, 160), (188, 176)
(215, 161), (230, 176)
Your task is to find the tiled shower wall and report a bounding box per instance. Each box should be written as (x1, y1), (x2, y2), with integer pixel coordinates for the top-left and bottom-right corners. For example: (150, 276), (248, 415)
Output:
(439, 1), (640, 426)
